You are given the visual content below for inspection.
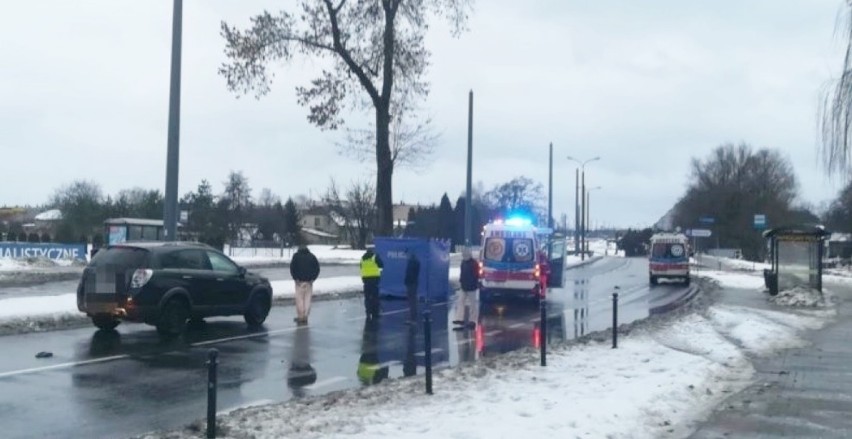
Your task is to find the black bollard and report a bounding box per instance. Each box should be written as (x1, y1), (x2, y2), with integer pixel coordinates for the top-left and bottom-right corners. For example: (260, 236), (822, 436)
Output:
(612, 289), (619, 349)
(540, 290), (547, 367)
(206, 349), (219, 439)
(423, 309), (433, 395)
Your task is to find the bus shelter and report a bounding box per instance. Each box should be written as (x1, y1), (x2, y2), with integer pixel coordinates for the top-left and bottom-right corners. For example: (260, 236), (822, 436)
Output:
(763, 226), (828, 295)
(104, 218), (166, 245)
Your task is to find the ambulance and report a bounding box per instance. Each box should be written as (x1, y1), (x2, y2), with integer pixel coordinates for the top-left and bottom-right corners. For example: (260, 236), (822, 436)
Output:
(648, 232), (690, 286)
(479, 217), (548, 299)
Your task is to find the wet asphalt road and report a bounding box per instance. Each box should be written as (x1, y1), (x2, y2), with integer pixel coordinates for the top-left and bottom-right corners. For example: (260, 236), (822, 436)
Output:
(0, 265), (360, 300)
(0, 257), (696, 439)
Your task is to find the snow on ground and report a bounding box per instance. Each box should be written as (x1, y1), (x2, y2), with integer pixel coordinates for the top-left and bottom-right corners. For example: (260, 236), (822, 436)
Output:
(228, 245), (371, 266)
(143, 293), (835, 439)
(769, 286), (835, 308)
(0, 256), (81, 272)
(697, 269), (766, 290)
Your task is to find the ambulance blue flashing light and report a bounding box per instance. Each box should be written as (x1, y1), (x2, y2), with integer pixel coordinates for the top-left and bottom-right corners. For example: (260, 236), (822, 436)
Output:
(504, 216), (533, 227)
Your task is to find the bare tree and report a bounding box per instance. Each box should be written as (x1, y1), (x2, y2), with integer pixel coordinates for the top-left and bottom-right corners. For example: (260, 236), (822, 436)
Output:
(673, 143), (799, 259)
(324, 179), (376, 249)
(337, 91), (440, 170)
(486, 176), (545, 219)
(221, 171), (253, 241)
(820, 4), (852, 176)
(220, 0), (473, 236)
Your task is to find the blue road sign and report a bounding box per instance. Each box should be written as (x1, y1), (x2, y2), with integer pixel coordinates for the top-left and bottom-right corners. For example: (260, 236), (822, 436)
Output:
(754, 214), (766, 230)
(699, 216), (715, 225)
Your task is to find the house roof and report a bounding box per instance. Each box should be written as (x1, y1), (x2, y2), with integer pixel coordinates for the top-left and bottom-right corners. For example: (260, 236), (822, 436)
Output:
(35, 209), (62, 221)
(302, 227), (338, 239)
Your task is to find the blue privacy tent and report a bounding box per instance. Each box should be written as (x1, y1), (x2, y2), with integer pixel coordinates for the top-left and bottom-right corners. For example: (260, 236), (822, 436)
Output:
(375, 237), (451, 301)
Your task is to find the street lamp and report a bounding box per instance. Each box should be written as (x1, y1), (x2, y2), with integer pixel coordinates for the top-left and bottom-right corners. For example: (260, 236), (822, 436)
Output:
(566, 156), (600, 260)
(586, 186), (602, 254)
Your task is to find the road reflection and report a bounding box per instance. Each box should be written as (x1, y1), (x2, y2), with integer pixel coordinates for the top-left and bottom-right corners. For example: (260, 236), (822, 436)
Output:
(287, 326), (316, 397)
(357, 319), (389, 386)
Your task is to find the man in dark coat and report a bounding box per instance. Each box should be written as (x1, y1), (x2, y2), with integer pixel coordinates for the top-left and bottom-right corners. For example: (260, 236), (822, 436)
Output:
(404, 250), (421, 324)
(454, 247), (480, 330)
(290, 245), (320, 324)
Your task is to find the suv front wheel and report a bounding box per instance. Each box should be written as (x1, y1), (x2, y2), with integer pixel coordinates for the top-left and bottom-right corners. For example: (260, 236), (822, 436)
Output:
(157, 298), (189, 337)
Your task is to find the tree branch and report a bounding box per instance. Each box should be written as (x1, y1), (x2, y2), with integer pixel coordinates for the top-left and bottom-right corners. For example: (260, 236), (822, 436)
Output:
(323, 0), (381, 105)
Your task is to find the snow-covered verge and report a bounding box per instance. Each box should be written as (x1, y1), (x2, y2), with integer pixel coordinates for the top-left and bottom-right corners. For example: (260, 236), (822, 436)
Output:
(138, 287), (835, 439)
(0, 267), (464, 337)
(0, 277), (365, 337)
(697, 270), (766, 290)
(769, 286), (836, 308)
(228, 245), (377, 266)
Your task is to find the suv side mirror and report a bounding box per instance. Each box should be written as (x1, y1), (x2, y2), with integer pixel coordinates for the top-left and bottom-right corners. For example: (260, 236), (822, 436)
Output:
(238, 266), (247, 277)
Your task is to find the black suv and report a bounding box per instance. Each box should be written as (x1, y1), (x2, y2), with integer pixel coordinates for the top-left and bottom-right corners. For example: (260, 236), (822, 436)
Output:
(77, 242), (273, 336)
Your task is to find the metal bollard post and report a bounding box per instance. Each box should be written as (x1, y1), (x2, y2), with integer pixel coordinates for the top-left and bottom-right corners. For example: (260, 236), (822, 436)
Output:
(612, 289), (619, 349)
(206, 349), (219, 439)
(540, 291), (547, 367)
(423, 309), (433, 395)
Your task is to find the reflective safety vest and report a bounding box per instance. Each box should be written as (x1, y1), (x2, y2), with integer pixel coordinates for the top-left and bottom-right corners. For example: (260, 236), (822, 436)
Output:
(360, 255), (381, 278)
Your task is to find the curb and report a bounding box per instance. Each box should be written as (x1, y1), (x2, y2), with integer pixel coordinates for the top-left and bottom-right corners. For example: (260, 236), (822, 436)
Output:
(565, 255), (603, 271)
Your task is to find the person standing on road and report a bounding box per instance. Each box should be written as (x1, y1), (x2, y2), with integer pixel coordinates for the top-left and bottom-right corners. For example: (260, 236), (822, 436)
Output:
(360, 245), (383, 319)
(454, 248), (480, 330)
(290, 245), (320, 325)
(404, 250), (421, 324)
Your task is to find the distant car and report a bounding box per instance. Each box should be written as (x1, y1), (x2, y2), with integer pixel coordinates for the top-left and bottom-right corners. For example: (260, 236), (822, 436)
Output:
(76, 242), (273, 336)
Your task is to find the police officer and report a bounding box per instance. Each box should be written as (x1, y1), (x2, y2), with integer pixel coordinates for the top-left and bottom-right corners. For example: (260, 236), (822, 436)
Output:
(360, 245), (383, 319)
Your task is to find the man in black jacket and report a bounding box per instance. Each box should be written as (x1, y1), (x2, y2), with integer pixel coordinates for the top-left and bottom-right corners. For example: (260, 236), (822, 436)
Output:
(404, 250), (421, 324)
(454, 248), (480, 330)
(290, 245), (320, 324)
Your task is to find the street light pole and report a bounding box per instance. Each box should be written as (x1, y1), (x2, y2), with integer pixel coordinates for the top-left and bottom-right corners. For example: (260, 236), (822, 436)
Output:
(464, 90), (474, 248)
(163, 0), (183, 241)
(567, 156), (600, 261)
(581, 168), (585, 260)
(548, 143), (553, 261)
(574, 168), (579, 255)
(586, 186), (601, 255)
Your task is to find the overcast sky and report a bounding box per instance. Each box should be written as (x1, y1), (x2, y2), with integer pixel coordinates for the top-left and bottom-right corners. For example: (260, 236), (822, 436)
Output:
(0, 0), (847, 228)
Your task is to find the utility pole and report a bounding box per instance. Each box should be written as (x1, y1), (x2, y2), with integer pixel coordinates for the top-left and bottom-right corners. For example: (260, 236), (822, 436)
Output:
(548, 143), (553, 260)
(574, 168), (579, 255)
(464, 91), (474, 248)
(163, 0), (183, 241)
(581, 169), (585, 260)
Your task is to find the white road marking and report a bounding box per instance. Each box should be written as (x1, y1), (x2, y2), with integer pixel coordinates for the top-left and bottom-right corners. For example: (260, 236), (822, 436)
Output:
(415, 348), (444, 357)
(0, 354), (127, 379)
(0, 325), (306, 379)
(304, 376), (348, 390)
(508, 322), (526, 329)
(484, 330), (503, 337)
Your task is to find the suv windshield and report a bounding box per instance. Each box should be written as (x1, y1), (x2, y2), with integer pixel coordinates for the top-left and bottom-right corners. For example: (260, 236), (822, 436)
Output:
(484, 237), (535, 263)
(89, 247), (150, 268)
